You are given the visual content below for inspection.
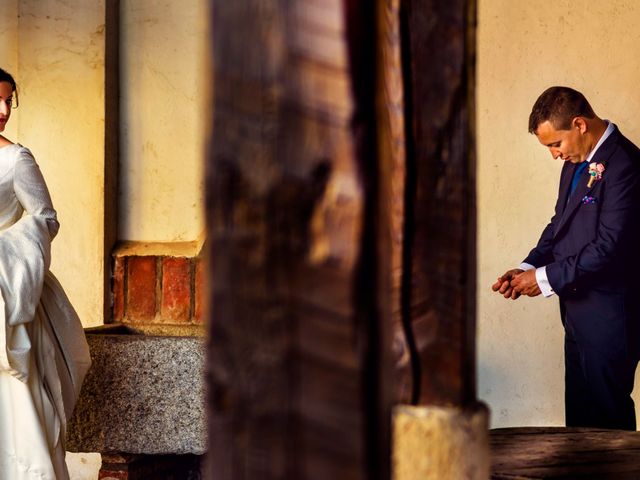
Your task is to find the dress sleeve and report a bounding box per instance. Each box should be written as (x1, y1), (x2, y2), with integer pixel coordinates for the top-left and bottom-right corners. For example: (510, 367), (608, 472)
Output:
(13, 148), (60, 239)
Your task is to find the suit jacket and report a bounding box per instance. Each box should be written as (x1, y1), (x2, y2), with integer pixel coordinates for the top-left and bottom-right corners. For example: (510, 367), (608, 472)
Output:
(523, 126), (640, 358)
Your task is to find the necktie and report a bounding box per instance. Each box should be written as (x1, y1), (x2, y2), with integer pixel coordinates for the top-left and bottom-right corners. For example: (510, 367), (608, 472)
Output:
(569, 161), (588, 196)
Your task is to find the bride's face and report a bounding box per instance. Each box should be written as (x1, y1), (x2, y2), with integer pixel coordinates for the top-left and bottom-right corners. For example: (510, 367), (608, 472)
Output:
(0, 82), (14, 132)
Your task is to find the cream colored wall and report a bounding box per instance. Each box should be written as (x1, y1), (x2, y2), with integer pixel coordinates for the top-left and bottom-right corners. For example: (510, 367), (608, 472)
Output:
(120, 0), (207, 242)
(478, 0), (640, 428)
(0, 0), (208, 325)
(0, 1), (107, 327)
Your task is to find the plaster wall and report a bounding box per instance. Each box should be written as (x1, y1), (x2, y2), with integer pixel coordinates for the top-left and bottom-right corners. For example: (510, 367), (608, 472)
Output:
(477, 0), (640, 427)
(3, 1), (107, 327)
(120, 0), (207, 242)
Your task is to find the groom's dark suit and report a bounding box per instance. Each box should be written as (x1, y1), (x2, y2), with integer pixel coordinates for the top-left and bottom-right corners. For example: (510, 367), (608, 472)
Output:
(523, 125), (640, 430)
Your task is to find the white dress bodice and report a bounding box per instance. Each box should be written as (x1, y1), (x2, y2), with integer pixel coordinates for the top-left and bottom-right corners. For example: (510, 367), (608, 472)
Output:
(0, 144), (59, 235)
(0, 144), (90, 480)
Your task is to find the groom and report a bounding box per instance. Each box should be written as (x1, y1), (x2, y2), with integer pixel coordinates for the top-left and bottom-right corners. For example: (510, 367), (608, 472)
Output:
(493, 86), (640, 430)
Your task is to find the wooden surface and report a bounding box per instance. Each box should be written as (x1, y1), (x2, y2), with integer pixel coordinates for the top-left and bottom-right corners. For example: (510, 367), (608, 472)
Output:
(492, 427), (640, 479)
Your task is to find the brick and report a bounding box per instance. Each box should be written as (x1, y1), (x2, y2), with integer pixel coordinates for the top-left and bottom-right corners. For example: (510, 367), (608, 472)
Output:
(112, 256), (126, 322)
(99, 469), (129, 480)
(98, 454), (153, 480)
(126, 256), (157, 322)
(99, 454), (202, 479)
(160, 257), (191, 322)
(194, 256), (206, 324)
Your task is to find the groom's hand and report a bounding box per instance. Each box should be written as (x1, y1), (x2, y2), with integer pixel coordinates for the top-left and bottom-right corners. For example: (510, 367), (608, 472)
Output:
(511, 269), (542, 297)
(492, 268), (523, 299)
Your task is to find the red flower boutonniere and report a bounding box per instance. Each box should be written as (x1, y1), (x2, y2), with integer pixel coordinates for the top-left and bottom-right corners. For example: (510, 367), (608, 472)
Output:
(587, 162), (605, 188)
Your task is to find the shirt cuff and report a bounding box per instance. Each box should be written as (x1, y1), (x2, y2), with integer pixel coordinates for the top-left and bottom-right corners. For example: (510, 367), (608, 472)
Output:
(534, 266), (555, 297)
(518, 263), (555, 297)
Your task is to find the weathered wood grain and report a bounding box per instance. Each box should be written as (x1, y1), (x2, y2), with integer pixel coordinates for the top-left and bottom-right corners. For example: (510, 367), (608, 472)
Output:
(378, 0), (412, 405)
(206, 1), (392, 478)
(492, 427), (640, 479)
(403, 0), (478, 406)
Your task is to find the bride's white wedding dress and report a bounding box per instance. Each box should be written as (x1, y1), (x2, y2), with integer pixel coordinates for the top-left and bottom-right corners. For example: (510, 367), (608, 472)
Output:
(0, 145), (91, 479)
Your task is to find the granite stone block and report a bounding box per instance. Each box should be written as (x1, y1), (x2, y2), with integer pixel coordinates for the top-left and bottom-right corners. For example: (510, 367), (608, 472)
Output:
(67, 324), (206, 455)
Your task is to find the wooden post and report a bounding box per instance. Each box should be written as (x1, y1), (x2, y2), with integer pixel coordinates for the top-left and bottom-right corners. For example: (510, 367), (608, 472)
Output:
(205, 1), (391, 478)
(403, 0), (478, 408)
(392, 1), (490, 478)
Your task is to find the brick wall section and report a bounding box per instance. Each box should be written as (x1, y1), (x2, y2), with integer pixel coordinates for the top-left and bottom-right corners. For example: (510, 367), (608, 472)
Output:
(99, 453), (202, 479)
(112, 254), (205, 325)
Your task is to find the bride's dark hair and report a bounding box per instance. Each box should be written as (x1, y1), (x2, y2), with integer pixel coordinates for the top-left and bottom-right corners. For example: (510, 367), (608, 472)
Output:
(0, 68), (17, 108)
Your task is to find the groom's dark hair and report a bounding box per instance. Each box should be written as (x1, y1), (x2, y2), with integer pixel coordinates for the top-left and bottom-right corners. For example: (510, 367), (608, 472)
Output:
(528, 86), (596, 134)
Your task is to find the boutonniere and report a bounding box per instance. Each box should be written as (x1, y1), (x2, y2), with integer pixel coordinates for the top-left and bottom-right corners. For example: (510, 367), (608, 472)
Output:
(587, 162), (605, 188)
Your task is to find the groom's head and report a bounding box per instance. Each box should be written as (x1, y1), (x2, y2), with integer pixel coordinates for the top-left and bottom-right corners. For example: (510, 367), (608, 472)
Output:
(529, 87), (605, 164)
(528, 86), (596, 135)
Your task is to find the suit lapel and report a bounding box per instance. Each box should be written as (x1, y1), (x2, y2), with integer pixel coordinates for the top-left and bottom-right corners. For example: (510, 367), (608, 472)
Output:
(557, 162), (576, 215)
(553, 127), (620, 238)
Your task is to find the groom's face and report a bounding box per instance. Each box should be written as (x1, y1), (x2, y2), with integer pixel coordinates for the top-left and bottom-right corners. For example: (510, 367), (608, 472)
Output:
(534, 119), (588, 164)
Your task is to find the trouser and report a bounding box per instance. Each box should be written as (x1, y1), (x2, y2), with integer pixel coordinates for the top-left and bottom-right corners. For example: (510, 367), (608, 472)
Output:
(564, 332), (638, 430)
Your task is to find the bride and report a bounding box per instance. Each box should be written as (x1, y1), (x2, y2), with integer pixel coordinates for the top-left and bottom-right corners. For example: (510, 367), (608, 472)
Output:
(0, 68), (91, 479)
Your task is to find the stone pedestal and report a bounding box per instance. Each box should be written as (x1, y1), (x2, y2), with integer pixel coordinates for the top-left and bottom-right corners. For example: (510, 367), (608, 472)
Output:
(67, 324), (206, 454)
(393, 403), (490, 480)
